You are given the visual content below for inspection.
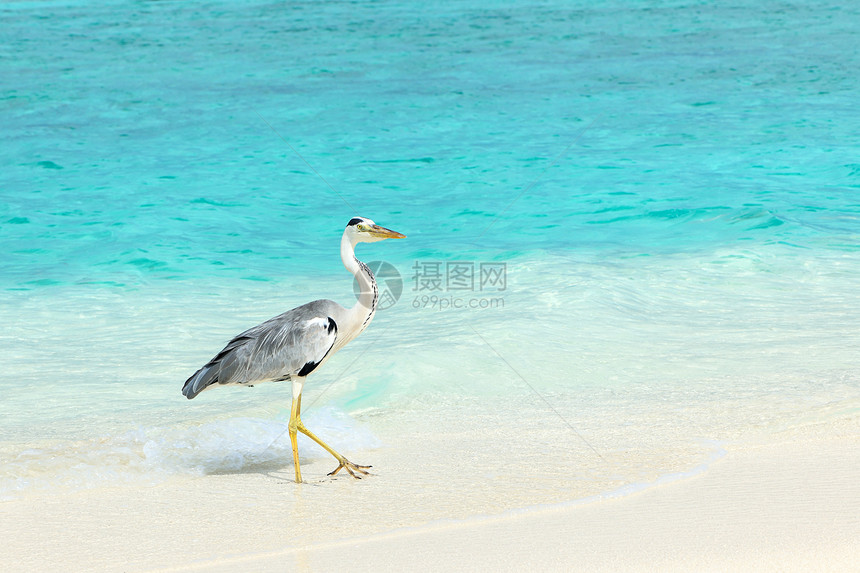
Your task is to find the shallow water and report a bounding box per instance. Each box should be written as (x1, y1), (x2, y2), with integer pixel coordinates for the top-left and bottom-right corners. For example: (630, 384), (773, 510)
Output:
(1, 0), (858, 504)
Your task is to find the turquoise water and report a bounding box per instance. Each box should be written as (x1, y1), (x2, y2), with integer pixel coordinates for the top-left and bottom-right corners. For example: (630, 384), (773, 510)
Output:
(2, 0), (859, 501)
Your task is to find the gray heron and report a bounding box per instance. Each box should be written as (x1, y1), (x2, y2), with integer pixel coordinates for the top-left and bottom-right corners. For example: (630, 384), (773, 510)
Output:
(182, 217), (405, 483)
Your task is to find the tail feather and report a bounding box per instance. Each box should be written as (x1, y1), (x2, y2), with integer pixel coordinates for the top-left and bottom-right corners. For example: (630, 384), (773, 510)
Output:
(182, 335), (254, 399)
(182, 365), (216, 399)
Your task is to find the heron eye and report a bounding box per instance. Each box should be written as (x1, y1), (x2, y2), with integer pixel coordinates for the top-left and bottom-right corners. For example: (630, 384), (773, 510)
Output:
(357, 224), (368, 231)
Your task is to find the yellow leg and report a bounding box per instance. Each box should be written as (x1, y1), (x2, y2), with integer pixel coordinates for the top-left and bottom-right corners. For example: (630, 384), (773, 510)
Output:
(293, 394), (371, 479)
(288, 394), (302, 483)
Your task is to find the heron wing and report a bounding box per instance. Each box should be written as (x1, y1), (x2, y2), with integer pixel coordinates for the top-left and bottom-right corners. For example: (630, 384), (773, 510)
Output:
(182, 301), (340, 399)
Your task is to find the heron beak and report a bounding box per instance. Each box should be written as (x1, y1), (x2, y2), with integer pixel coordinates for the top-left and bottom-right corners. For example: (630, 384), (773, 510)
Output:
(369, 224), (406, 239)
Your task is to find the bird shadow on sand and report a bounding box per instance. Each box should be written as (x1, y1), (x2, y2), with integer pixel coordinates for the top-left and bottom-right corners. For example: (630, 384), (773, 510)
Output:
(205, 459), (291, 476)
(202, 456), (353, 485)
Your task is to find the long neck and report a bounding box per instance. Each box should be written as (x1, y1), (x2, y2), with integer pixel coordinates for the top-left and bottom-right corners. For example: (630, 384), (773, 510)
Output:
(341, 232), (378, 337)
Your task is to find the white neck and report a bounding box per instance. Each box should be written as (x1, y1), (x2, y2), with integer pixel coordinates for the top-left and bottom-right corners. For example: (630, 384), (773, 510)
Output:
(340, 231), (378, 342)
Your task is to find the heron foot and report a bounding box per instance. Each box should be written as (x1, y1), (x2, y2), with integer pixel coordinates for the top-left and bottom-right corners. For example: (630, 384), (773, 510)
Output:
(328, 458), (371, 479)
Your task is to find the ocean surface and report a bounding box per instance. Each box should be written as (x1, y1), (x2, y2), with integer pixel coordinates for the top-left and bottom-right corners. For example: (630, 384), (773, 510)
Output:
(1, 0), (858, 509)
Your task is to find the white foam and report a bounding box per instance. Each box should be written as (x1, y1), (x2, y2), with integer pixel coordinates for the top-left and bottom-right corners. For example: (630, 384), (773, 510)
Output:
(0, 406), (379, 500)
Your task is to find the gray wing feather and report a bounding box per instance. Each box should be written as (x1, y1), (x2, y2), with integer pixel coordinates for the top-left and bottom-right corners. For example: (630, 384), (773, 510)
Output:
(182, 300), (340, 399)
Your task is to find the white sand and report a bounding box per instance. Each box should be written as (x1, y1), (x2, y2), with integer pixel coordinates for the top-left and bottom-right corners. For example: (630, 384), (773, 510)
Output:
(1, 427), (857, 572)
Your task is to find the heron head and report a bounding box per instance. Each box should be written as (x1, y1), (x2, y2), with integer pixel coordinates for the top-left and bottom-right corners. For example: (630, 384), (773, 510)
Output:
(345, 217), (406, 243)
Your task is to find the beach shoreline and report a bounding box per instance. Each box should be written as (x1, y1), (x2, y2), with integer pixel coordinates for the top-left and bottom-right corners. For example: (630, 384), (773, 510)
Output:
(2, 423), (857, 573)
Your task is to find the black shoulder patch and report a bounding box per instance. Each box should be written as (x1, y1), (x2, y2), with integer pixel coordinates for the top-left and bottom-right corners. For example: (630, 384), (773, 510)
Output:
(296, 318), (338, 378)
(298, 360), (320, 377)
(347, 217), (365, 227)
